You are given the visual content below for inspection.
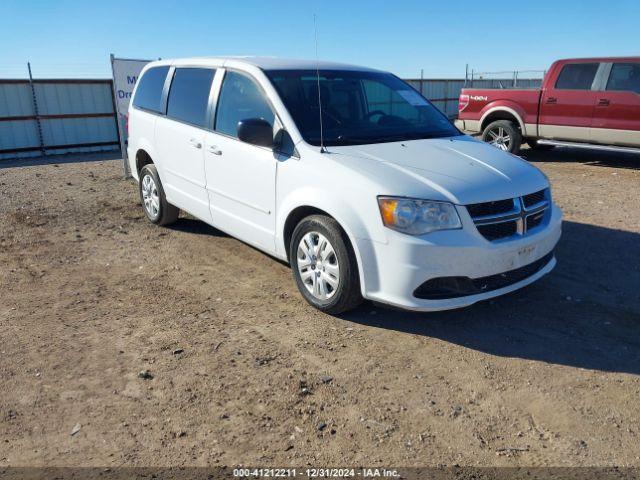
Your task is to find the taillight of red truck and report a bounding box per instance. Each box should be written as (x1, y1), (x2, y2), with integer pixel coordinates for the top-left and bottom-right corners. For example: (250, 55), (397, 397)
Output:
(458, 93), (469, 113)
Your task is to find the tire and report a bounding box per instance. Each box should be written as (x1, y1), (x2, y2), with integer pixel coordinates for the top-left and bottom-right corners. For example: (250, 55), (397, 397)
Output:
(481, 120), (522, 154)
(527, 138), (555, 151)
(138, 164), (179, 226)
(289, 215), (363, 315)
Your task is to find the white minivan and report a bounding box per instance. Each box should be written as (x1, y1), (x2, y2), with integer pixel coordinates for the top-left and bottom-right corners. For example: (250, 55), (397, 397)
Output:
(127, 57), (562, 314)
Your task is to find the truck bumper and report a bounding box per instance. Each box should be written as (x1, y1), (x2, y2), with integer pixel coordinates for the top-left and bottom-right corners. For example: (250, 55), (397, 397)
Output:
(455, 119), (481, 133)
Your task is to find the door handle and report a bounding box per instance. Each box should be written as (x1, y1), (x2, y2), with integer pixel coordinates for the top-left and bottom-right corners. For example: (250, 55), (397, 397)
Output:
(208, 145), (222, 155)
(546, 97), (557, 104)
(598, 98), (610, 106)
(189, 138), (202, 149)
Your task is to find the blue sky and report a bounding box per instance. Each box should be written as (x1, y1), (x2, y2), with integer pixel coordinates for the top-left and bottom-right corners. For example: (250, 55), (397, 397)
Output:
(1, 0), (638, 79)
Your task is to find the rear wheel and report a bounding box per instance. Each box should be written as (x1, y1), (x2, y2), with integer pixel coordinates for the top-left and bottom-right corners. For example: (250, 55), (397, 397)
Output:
(290, 215), (363, 315)
(139, 164), (179, 226)
(482, 120), (522, 154)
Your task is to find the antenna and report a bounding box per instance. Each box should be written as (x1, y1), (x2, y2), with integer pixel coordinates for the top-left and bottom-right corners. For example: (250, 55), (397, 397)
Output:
(313, 14), (327, 153)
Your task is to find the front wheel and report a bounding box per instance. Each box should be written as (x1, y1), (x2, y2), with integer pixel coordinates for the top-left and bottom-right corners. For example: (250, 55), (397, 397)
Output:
(482, 120), (522, 154)
(290, 215), (363, 315)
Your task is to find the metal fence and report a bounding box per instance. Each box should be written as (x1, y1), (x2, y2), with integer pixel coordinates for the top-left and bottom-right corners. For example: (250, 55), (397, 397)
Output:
(0, 74), (543, 160)
(0, 78), (119, 160)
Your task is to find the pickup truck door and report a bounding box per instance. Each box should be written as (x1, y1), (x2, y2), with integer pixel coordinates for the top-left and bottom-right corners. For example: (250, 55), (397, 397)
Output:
(591, 61), (640, 147)
(538, 62), (600, 142)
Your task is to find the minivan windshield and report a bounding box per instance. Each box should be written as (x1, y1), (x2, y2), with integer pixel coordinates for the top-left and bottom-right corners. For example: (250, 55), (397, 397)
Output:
(266, 69), (461, 146)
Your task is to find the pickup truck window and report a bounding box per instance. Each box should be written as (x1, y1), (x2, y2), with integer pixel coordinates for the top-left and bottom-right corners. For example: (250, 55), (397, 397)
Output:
(606, 63), (640, 94)
(554, 63), (599, 90)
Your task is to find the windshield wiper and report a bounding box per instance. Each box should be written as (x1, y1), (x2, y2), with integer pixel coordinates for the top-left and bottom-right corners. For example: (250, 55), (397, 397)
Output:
(325, 131), (457, 146)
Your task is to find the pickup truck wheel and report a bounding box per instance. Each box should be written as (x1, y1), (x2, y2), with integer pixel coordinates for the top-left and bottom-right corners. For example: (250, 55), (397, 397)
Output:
(139, 164), (179, 226)
(290, 215), (363, 315)
(482, 120), (522, 154)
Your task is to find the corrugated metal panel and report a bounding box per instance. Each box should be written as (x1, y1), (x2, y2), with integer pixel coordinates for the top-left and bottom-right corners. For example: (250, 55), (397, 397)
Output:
(35, 83), (114, 115)
(41, 116), (117, 148)
(0, 83), (33, 117)
(0, 120), (39, 149)
(0, 80), (119, 160)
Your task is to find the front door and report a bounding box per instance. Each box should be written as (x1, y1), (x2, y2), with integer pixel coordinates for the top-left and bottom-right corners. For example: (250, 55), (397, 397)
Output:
(538, 62), (600, 142)
(204, 69), (277, 253)
(591, 61), (640, 146)
(155, 67), (216, 221)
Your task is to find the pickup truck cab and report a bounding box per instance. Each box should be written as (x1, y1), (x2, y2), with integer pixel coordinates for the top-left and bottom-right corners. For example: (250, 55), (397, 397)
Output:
(456, 57), (640, 155)
(127, 57), (561, 314)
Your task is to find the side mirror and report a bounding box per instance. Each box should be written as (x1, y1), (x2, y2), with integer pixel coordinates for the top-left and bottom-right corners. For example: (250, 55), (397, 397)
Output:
(237, 118), (273, 148)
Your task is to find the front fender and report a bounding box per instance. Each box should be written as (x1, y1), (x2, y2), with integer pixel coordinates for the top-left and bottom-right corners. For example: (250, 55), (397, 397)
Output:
(276, 186), (386, 295)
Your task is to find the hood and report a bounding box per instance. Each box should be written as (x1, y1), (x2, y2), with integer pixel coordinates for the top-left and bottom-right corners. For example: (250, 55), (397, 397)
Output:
(329, 135), (549, 205)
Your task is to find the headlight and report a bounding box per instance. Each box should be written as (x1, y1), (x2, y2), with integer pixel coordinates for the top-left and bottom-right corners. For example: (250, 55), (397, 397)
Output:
(377, 197), (462, 235)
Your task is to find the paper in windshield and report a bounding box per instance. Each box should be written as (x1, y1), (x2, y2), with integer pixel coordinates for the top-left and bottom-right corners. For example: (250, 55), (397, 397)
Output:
(397, 89), (429, 106)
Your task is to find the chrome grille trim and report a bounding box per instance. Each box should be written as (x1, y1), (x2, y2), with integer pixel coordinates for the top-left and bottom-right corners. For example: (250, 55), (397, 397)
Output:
(466, 189), (551, 241)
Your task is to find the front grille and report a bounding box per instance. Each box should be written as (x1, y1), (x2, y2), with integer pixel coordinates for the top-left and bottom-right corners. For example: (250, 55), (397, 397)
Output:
(523, 189), (547, 208)
(466, 189), (550, 242)
(477, 221), (518, 241)
(413, 251), (554, 300)
(466, 198), (514, 217)
(526, 211), (545, 230)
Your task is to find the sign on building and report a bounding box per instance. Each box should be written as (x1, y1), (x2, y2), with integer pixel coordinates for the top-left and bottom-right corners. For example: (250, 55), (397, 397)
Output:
(110, 54), (151, 176)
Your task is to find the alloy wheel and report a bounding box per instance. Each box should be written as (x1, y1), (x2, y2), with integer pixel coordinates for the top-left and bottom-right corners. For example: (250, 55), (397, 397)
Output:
(296, 231), (340, 300)
(487, 126), (511, 151)
(141, 174), (160, 218)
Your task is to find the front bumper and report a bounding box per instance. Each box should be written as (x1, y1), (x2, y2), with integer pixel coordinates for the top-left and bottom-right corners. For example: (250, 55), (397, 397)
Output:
(355, 203), (562, 311)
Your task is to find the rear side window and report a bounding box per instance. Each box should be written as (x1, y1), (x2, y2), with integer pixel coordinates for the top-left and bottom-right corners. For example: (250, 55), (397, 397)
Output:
(167, 68), (216, 128)
(132, 66), (169, 113)
(215, 71), (275, 138)
(606, 63), (640, 94)
(554, 63), (599, 90)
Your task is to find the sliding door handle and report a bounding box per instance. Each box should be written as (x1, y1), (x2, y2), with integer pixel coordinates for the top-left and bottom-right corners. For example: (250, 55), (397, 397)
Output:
(598, 98), (610, 106)
(208, 145), (222, 155)
(546, 97), (557, 104)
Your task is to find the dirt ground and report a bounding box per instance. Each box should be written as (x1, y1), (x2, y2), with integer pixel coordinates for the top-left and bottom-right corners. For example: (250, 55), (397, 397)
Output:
(0, 146), (639, 468)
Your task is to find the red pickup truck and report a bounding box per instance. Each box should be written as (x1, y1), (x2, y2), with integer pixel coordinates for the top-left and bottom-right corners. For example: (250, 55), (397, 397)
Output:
(455, 57), (640, 155)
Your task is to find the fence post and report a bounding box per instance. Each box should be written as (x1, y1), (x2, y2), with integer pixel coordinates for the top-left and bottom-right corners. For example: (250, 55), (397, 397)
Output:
(27, 62), (46, 156)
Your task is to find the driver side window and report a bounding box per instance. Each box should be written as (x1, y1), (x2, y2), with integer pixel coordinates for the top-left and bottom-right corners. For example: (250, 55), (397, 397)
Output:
(215, 71), (275, 138)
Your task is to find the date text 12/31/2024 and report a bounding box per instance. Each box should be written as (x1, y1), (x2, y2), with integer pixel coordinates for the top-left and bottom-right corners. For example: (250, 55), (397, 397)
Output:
(233, 468), (401, 478)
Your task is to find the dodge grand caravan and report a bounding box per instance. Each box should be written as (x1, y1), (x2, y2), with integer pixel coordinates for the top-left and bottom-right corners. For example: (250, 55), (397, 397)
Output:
(128, 57), (562, 314)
